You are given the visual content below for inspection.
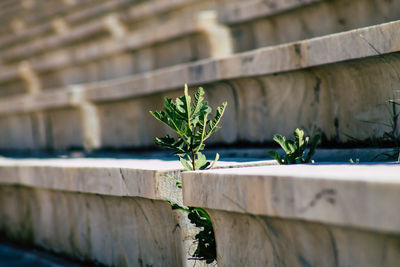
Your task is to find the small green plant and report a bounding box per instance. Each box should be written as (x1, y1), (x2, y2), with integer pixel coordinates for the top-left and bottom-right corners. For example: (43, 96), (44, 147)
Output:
(352, 100), (400, 161)
(268, 128), (320, 164)
(386, 100), (400, 161)
(150, 84), (227, 170)
(150, 84), (227, 264)
(349, 158), (360, 164)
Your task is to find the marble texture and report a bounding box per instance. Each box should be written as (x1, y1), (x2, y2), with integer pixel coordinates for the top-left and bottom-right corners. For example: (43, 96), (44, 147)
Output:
(221, 0), (400, 52)
(209, 210), (400, 267)
(0, 7), (399, 150)
(0, 0), (222, 90)
(218, 0), (321, 25)
(183, 164), (400, 233)
(0, 157), (269, 266)
(0, 186), (185, 267)
(182, 164), (400, 266)
(0, 158), (184, 202)
(0, 158), (187, 265)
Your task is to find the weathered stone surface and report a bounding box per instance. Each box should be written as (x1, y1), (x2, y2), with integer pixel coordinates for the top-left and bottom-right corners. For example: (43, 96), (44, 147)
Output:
(220, 0), (400, 52)
(182, 164), (400, 266)
(183, 164), (400, 232)
(1, 0), (213, 63)
(218, 0), (321, 25)
(209, 210), (400, 267)
(0, 158), (183, 200)
(0, 157), (270, 266)
(0, 0), (120, 50)
(0, 186), (185, 267)
(0, 20), (399, 150)
(0, 158), (186, 266)
(0, 114), (36, 150)
(0, 14), (229, 92)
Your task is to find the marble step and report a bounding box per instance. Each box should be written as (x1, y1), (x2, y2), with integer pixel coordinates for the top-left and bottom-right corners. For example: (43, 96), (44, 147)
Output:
(0, 156), (269, 266)
(218, 0), (321, 25)
(0, 0), (155, 50)
(217, 0), (400, 52)
(0, 20), (398, 150)
(1, 0), (205, 63)
(0, 0), (108, 39)
(0, 2), (226, 95)
(182, 163), (400, 266)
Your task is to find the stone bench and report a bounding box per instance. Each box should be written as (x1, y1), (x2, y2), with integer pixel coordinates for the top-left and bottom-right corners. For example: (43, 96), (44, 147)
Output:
(0, 20), (397, 151)
(217, 0), (400, 52)
(182, 164), (400, 266)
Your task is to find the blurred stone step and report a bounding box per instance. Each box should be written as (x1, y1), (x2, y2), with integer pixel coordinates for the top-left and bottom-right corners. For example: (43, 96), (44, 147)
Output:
(0, 1), (227, 95)
(182, 163), (400, 266)
(0, 0), (105, 38)
(0, 20), (398, 151)
(1, 0), (207, 63)
(0, 0), (143, 49)
(218, 0), (400, 52)
(218, 0), (321, 25)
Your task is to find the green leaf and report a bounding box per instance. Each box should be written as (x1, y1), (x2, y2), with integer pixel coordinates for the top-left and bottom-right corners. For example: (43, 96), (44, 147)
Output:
(305, 133), (321, 163)
(272, 129), (320, 165)
(294, 128), (305, 148)
(209, 153), (220, 169)
(287, 141), (297, 154)
(273, 134), (291, 153)
(268, 151), (282, 164)
(191, 87), (205, 118)
(204, 102), (227, 140)
(179, 157), (193, 170)
(196, 152), (210, 170)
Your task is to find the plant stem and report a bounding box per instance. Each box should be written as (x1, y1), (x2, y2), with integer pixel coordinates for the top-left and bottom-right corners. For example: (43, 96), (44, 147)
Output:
(191, 149), (196, 170)
(190, 137), (196, 170)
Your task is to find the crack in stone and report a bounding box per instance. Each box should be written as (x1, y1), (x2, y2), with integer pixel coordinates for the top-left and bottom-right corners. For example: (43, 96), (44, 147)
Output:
(299, 188), (337, 213)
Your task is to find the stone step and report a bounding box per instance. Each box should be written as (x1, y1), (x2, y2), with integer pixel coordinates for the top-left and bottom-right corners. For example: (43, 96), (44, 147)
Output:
(182, 163), (400, 266)
(218, 0), (321, 25)
(1, 0), (207, 63)
(21, 0), (108, 27)
(0, 1), (228, 95)
(0, 20), (398, 150)
(0, 0), (150, 50)
(0, 0), (107, 38)
(217, 0), (400, 52)
(0, 156), (269, 266)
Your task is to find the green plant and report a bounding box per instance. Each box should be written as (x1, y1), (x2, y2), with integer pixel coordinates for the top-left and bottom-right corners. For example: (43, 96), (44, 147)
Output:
(349, 158), (360, 164)
(150, 84), (227, 170)
(150, 84), (227, 264)
(386, 100), (400, 161)
(359, 36), (400, 162)
(268, 128), (320, 164)
(353, 100), (400, 161)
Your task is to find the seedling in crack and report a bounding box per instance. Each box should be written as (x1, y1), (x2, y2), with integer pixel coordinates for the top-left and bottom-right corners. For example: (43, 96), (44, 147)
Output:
(150, 84), (227, 170)
(269, 128), (320, 164)
(150, 84), (227, 264)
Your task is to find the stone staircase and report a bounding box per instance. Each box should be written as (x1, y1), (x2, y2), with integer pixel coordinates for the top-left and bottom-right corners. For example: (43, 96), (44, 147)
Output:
(0, 0), (398, 266)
